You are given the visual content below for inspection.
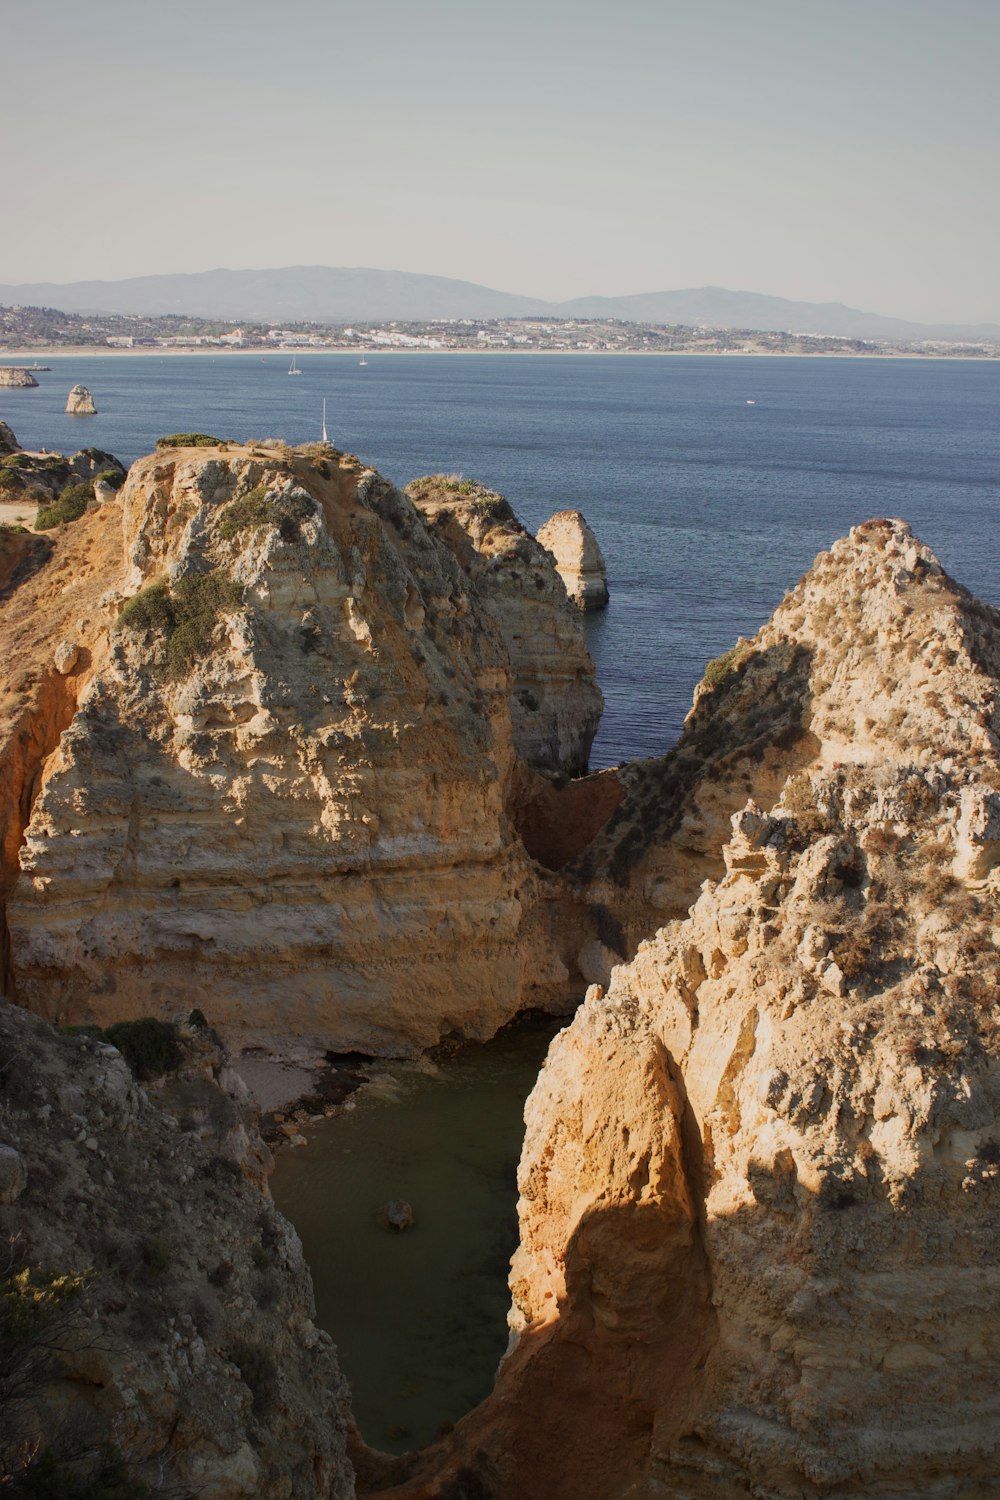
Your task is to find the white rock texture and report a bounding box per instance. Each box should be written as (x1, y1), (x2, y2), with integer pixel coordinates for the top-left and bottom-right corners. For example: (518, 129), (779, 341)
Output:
(536, 509), (609, 611)
(65, 384), (97, 414)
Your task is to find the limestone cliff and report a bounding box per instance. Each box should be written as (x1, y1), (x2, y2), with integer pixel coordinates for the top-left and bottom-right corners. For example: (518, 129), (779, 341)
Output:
(407, 477), (603, 777)
(0, 1000), (355, 1498)
(382, 520), (1000, 1499)
(536, 509), (609, 611)
(5, 443), (579, 1054)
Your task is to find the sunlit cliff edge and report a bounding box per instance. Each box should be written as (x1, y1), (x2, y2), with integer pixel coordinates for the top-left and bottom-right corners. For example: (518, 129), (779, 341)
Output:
(3, 433), (1000, 1497)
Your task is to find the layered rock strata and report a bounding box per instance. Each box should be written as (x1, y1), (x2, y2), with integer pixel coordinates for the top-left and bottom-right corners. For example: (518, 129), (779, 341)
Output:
(536, 508), (609, 611)
(6, 444), (587, 1052)
(0, 367), (38, 388)
(407, 477), (603, 777)
(0, 1000), (355, 1499)
(382, 520), (1000, 1498)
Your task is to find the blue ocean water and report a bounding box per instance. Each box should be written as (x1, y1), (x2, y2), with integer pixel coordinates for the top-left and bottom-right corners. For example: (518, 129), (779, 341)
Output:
(4, 352), (998, 768)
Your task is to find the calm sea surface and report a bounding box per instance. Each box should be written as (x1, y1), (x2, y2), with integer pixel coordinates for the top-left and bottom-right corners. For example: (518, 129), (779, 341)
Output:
(4, 351), (999, 766)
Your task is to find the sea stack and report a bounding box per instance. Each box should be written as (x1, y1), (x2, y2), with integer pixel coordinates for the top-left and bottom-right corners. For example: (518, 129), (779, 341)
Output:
(65, 384), (97, 414)
(536, 509), (609, 611)
(0, 367), (39, 388)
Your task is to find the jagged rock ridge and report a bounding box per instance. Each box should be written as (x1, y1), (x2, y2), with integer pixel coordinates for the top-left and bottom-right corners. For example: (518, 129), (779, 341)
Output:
(384, 521), (1000, 1499)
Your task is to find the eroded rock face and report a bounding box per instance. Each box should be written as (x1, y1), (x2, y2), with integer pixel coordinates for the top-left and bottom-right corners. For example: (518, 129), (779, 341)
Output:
(0, 434), (125, 503)
(536, 509), (609, 611)
(0, 367), (38, 388)
(6, 444), (569, 1054)
(0, 1001), (355, 1499)
(0, 419), (18, 454)
(393, 521), (1000, 1498)
(407, 477), (603, 777)
(65, 383), (97, 414)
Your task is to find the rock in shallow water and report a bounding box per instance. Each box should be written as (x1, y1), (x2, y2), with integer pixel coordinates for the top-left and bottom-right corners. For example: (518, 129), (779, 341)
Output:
(376, 1198), (414, 1232)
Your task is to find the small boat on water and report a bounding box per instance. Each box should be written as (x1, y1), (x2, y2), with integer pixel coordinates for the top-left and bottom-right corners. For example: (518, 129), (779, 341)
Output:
(321, 398), (329, 444)
(288, 355), (302, 375)
(359, 353), (368, 366)
(745, 399), (756, 405)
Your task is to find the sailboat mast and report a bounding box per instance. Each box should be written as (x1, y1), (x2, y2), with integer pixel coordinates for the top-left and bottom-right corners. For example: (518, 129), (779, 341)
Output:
(321, 398), (329, 444)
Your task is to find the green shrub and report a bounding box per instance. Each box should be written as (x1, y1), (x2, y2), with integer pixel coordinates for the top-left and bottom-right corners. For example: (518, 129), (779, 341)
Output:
(155, 433), (228, 448)
(118, 579), (172, 634)
(93, 468), (125, 491)
(117, 570), (244, 679)
(0, 1265), (86, 1344)
(8, 1442), (147, 1499)
(141, 1236), (171, 1274)
(470, 493), (509, 521)
(218, 485), (314, 543)
(702, 641), (751, 690)
(166, 571), (244, 678)
(102, 1017), (182, 1079)
(35, 483), (93, 531)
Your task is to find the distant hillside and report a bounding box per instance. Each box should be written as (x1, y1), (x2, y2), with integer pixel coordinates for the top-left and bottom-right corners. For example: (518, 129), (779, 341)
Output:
(0, 266), (996, 342)
(559, 287), (1000, 343)
(0, 267), (550, 323)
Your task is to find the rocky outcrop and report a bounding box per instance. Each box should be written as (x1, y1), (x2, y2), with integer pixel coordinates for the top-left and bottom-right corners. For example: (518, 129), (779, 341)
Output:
(0, 1000), (355, 1498)
(536, 509), (609, 611)
(0, 368), (38, 388)
(66, 383), (97, 414)
(386, 520), (1000, 1498)
(5, 443), (579, 1054)
(0, 426), (125, 502)
(407, 477), (603, 777)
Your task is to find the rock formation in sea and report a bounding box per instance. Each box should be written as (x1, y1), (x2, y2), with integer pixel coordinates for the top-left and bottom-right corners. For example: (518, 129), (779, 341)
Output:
(0, 367), (38, 388)
(0, 419), (19, 454)
(536, 508), (609, 611)
(0, 1001), (355, 1498)
(4, 442), (597, 1053)
(65, 383), (97, 414)
(406, 477), (603, 777)
(388, 519), (1000, 1499)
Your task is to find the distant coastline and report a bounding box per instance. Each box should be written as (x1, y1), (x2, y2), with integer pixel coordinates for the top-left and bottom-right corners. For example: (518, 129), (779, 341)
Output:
(2, 345), (996, 362)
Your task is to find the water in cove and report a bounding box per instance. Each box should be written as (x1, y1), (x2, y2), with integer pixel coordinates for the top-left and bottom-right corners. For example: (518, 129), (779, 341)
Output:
(6, 351), (999, 767)
(269, 1016), (562, 1453)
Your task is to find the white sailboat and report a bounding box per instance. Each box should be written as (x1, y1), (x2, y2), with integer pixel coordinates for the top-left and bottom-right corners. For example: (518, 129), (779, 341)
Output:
(288, 354), (301, 375)
(359, 354), (368, 367)
(321, 398), (329, 444)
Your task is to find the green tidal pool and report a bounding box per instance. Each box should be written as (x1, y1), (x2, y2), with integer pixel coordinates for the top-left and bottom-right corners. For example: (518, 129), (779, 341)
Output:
(270, 1015), (563, 1454)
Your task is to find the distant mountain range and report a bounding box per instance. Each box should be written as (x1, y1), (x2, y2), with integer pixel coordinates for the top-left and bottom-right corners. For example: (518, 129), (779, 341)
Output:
(1, 266), (997, 343)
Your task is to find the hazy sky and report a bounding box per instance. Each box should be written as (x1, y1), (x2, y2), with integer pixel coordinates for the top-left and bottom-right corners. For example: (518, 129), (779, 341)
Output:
(7, 0), (998, 321)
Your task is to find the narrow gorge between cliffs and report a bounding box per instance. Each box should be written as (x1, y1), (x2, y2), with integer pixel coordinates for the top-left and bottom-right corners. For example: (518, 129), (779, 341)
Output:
(271, 1015), (563, 1454)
